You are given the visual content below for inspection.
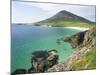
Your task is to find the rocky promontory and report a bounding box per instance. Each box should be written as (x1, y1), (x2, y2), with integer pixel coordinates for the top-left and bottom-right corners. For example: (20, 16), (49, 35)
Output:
(48, 27), (96, 72)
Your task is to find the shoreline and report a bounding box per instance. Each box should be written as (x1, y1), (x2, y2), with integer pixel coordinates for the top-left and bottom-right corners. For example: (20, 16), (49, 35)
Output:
(41, 25), (89, 31)
(64, 27), (89, 31)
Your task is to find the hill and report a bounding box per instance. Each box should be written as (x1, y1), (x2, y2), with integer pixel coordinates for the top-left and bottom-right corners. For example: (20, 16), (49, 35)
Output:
(33, 10), (95, 28)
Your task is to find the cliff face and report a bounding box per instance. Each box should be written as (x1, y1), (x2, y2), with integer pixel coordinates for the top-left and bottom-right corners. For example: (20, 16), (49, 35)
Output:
(48, 27), (96, 72)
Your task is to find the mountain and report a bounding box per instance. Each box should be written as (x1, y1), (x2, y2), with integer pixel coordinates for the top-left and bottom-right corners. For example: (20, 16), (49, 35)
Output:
(33, 10), (95, 27)
(39, 10), (91, 23)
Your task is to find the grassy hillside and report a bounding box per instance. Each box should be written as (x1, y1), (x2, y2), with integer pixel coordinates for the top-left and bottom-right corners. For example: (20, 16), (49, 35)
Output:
(34, 21), (95, 28)
(33, 10), (95, 28)
(71, 46), (96, 70)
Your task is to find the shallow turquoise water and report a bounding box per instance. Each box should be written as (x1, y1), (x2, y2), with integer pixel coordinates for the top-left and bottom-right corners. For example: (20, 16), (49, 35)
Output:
(11, 24), (80, 72)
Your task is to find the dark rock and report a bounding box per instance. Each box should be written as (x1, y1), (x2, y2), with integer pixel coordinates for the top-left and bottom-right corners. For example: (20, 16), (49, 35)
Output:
(30, 50), (58, 73)
(32, 51), (48, 60)
(11, 69), (27, 75)
(31, 51), (48, 73)
(28, 67), (36, 73)
(63, 31), (87, 48)
(56, 39), (61, 45)
(64, 27), (96, 49)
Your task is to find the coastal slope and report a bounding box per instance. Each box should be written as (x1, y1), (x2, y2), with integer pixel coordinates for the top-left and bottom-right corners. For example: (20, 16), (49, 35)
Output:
(47, 27), (96, 72)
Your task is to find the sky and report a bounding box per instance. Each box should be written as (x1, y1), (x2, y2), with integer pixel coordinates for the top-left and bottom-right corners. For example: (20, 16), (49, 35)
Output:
(12, 1), (96, 23)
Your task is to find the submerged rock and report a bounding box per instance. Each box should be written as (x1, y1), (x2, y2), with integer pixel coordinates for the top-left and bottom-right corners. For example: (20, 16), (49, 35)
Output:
(56, 39), (61, 45)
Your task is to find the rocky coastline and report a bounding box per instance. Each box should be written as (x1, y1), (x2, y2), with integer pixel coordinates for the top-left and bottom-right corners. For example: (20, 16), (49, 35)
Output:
(47, 27), (96, 72)
(12, 27), (96, 74)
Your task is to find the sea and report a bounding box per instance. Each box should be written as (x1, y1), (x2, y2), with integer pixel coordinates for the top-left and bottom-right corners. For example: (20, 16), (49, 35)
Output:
(11, 24), (80, 72)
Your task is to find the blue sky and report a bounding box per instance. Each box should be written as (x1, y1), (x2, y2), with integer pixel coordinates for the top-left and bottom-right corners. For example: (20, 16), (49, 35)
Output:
(12, 1), (96, 23)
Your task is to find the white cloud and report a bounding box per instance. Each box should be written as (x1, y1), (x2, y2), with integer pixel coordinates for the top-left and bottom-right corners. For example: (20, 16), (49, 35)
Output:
(21, 2), (95, 15)
(13, 1), (96, 22)
(19, 2), (59, 11)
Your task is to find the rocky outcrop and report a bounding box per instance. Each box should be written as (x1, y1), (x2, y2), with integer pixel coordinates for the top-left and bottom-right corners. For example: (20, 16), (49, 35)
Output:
(47, 49), (59, 68)
(30, 51), (48, 73)
(29, 49), (58, 73)
(12, 49), (59, 74)
(63, 27), (96, 48)
(47, 27), (96, 72)
(63, 31), (87, 48)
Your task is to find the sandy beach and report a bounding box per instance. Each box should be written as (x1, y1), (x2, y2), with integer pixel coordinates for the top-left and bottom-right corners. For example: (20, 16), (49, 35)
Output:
(40, 25), (89, 31)
(65, 27), (89, 31)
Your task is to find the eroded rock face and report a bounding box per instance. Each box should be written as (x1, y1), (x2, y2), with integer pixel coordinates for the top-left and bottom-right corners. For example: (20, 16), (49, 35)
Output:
(63, 31), (87, 48)
(47, 49), (58, 68)
(64, 27), (96, 49)
(31, 51), (48, 73)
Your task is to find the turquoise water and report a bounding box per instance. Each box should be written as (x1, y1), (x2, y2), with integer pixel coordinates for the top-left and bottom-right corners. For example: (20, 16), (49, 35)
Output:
(11, 24), (80, 72)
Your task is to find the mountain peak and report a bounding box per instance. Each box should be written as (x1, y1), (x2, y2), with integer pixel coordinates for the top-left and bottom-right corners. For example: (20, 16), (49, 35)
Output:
(40, 10), (90, 23)
(59, 10), (68, 13)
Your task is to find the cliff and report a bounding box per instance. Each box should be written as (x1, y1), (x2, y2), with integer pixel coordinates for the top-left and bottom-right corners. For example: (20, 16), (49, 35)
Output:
(48, 27), (96, 72)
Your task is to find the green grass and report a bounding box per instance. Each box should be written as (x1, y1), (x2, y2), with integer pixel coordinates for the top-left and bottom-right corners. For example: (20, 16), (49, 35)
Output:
(33, 21), (95, 28)
(70, 46), (96, 70)
(84, 46), (96, 69)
